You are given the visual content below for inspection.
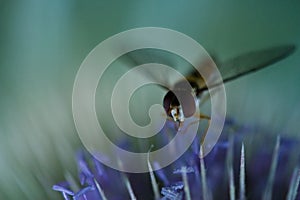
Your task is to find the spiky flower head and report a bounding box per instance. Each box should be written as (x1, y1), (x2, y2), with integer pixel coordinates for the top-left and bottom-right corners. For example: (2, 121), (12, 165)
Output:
(53, 120), (300, 200)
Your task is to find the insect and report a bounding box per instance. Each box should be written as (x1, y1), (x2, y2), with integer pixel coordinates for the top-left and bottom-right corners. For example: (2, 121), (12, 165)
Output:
(124, 45), (296, 131)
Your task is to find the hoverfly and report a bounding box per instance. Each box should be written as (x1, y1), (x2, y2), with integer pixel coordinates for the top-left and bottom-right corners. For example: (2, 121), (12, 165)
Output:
(123, 45), (295, 131)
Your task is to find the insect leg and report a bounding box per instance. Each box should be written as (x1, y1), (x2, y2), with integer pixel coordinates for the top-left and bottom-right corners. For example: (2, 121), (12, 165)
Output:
(179, 113), (211, 135)
(199, 114), (211, 146)
(199, 92), (211, 107)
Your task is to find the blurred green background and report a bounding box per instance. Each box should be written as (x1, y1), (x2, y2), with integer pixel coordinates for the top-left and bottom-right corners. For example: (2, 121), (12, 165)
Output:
(0, 0), (299, 199)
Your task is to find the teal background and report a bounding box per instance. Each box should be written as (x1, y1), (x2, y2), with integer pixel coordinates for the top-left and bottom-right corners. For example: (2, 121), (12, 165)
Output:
(0, 0), (299, 199)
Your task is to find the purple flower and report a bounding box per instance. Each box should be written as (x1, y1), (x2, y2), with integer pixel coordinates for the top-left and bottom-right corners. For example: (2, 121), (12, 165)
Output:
(53, 120), (300, 199)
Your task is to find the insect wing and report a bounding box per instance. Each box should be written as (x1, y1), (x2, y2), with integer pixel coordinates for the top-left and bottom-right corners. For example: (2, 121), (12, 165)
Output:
(126, 48), (196, 90)
(197, 44), (296, 93)
(218, 45), (295, 83)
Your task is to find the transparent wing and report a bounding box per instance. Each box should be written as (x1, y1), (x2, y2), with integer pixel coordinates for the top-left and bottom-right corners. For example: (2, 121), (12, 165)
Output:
(120, 45), (295, 93)
(122, 48), (192, 90)
(220, 44), (295, 82)
(197, 44), (296, 93)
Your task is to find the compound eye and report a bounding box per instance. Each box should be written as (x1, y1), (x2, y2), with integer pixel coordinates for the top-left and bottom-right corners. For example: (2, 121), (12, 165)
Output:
(163, 91), (180, 114)
(163, 90), (196, 118)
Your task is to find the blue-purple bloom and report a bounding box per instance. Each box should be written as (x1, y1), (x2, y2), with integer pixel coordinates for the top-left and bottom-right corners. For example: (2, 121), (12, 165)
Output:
(53, 120), (300, 199)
